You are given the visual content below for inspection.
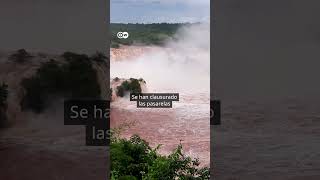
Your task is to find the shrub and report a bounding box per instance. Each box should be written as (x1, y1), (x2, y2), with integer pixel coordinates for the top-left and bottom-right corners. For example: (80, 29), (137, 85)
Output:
(116, 86), (125, 97)
(91, 52), (107, 62)
(116, 79), (142, 97)
(62, 54), (101, 98)
(110, 134), (210, 179)
(138, 78), (146, 84)
(114, 77), (120, 82)
(20, 52), (101, 113)
(20, 76), (47, 113)
(9, 49), (33, 63)
(37, 59), (65, 92)
(119, 176), (138, 180)
(62, 52), (89, 62)
(128, 79), (142, 94)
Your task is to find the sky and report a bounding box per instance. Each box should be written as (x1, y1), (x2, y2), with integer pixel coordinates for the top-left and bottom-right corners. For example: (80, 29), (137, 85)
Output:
(111, 0), (210, 23)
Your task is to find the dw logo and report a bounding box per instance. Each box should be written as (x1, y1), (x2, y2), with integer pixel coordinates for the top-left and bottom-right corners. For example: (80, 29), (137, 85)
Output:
(117, 32), (129, 39)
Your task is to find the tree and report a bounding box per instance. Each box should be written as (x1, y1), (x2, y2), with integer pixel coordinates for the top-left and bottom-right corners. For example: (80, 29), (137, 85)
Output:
(110, 134), (210, 179)
(91, 52), (108, 62)
(20, 52), (101, 113)
(9, 49), (33, 63)
(116, 79), (143, 97)
(116, 86), (125, 97)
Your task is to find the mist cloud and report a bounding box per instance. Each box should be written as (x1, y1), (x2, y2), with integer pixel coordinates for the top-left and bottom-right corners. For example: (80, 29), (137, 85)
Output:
(111, 23), (210, 93)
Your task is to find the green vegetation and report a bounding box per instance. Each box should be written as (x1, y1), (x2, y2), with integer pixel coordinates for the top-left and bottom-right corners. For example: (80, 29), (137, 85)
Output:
(9, 49), (33, 63)
(111, 23), (187, 47)
(90, 52), (108, 63)
(116, 78), (142, 97)
(113, 77), (120, 82)
(138, 78), (146, 84)
(0, 83), (8, 128)
(20, 52), (104, 113)
(116, 85), (125, 97)
(111, 134), (210, 180)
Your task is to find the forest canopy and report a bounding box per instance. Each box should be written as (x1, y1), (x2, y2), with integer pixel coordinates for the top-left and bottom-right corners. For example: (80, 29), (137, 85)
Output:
(111, 23), (195, 47)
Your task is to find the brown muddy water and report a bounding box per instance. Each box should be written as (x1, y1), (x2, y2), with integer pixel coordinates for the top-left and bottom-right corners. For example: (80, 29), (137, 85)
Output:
(110, 45), (210, 167)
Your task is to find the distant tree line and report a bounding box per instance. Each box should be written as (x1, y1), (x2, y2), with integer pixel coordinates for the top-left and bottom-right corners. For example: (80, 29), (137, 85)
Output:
(111, 23), (192, 47)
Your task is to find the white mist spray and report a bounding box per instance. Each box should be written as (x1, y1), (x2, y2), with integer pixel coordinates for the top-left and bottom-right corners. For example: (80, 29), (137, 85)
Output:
(110, 23), (210, 94)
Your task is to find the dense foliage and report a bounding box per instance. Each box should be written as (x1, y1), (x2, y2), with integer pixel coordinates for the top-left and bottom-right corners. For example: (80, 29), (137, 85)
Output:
(110, 134), (210, 180)
(111, 23), (185, 47)
(20, 52), (104, 113)
(90, 52), (108, 63)
(0, 83), (8, 128)
(116, 78), (143, 97)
